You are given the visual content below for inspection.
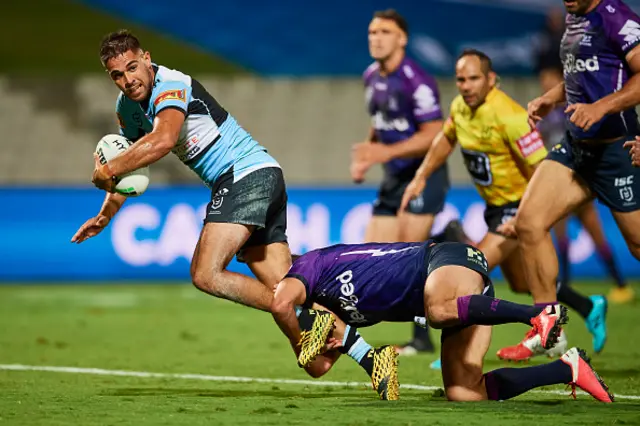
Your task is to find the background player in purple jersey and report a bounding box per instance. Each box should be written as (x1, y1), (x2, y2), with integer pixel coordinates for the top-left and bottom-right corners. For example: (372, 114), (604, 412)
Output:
(350, 9), (458, 356)
(272, 241), (613, 402)
(502, 0), (640, 312)
(536, 66), (630, 303)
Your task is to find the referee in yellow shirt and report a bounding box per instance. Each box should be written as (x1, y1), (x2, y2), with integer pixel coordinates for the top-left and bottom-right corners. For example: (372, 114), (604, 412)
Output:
(401, 49), (606, 363)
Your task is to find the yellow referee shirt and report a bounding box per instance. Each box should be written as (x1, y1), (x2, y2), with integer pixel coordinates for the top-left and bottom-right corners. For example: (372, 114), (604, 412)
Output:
(443, 88), (547, 206)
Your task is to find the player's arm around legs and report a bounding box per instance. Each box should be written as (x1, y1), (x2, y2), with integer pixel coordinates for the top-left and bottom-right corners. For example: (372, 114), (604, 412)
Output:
(513, 160), (592, 304)
(190, 222), (274, 311)
(271, 278), (341, 378)
(243, 241), (292, 291)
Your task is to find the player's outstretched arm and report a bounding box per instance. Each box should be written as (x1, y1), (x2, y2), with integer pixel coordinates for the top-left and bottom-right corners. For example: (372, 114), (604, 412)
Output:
(93, 108), (184, 191)
(71, 192), (126, 243)
(399, 131), (454, 212)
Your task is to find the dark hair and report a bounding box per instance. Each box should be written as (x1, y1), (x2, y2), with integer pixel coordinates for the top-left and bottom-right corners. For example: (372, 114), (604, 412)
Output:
(457, 48), (494, 75)
(373, 9), (409, 35)
(100, 30), (142, 66)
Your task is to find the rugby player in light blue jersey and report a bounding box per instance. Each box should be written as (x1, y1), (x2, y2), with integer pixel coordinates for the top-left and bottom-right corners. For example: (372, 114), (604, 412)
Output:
(70, 30), (294, 313)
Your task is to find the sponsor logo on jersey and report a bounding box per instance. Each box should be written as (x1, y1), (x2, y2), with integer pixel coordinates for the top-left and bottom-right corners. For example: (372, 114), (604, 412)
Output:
(516, 130), (544, 157)
(563, 54), (599, 74)
(154, 89), (186, 106)
(372, 112), (410, 131)
(619, 20), (640, 45)
(335, 270), (367, 324)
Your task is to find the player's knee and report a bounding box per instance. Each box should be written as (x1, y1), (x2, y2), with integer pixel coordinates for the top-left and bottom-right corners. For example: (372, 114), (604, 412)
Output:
(445, 385), (485, 402)
(191, 268), (225, 297)
(514, 211), (545, 243)
(444, 365), (485, 401)
(426, 303), (453, 329)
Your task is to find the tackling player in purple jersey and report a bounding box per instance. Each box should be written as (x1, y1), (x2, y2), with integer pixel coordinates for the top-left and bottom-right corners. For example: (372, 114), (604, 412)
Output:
(502, 0), (640, 313)
(272, 241), (613, 402)
(350, 8), (457, 356)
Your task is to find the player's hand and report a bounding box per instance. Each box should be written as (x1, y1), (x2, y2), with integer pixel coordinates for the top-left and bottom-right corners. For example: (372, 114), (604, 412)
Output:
(323, 337), (343, 352)
(527, 96), (556, 128)
(352, 142), (390, 166)
(624, 136), (640, 167)
(565, 103), (607, 132)
(399, 177), (426, 213)
(71, 215), (110, 243)
(92, 153), (117, 193)
(496, 217), (517, 238)
(350, 159), (370, 183)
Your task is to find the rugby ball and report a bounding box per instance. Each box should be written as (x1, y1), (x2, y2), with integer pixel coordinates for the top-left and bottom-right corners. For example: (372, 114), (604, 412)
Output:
(95, 134), (150, 197)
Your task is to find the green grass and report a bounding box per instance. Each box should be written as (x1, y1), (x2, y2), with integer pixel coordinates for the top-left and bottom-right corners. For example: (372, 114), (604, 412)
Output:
(0, 0), (245, 75)
(1, 282), (639, 425)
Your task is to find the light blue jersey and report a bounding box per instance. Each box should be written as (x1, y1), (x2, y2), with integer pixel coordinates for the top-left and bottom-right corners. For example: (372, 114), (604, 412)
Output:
(116, 64), (279, 186)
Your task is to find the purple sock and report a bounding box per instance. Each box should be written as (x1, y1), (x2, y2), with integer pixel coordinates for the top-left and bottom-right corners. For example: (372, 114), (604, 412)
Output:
(484, 360), (572, 400)
(534, 301), (557, 308)
(457, 295), (543, 326)
(596, 244), (626, 288)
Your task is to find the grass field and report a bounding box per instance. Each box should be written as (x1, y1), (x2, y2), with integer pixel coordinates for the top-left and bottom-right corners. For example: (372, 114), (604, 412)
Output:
(1, 282), (639, 425)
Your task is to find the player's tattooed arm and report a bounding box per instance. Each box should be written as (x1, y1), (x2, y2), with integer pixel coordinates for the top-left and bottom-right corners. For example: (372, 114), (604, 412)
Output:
(593, 45), (640, 116)
(272, 278), (308, 347)
(106, 108), (184, 177)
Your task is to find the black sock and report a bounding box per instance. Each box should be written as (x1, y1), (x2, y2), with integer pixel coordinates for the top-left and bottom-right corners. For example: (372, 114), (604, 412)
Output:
(458, 294), (543, 326)
(557, 237), (571, 285)
(339, 325), (374, 376)
(484, 359), (572, 400)
(556, 280), (593, 319)
(431, 220), (466, 243)
(596, 244), (626, 288)
(412, 323), (434, 348)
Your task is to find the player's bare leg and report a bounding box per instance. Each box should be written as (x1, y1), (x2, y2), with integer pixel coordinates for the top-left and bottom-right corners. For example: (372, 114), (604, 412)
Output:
(243, 241), (292, 291)
(426, 264), (611, 403)
(190, 222), (273, 311)
(397, 212), (436, 357)
(365, 215), (398, 242)
(608, 209), (640, 303)
(514, 160), (592, 305)
(572, 202), (630, 302)
(425, 264), (492, 401)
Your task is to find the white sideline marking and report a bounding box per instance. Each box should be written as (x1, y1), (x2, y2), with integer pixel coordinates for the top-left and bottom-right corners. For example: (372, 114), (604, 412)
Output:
(1, 364), (637, 400)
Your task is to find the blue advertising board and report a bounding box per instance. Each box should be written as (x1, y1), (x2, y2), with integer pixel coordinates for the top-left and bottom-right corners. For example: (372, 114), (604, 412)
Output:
(0, 186), (636, 282)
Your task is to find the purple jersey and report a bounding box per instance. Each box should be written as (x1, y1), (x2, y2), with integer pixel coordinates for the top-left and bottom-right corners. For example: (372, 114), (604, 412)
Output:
(286, 242), (431, 327)
(364, 57), (443, 176)
(561, 0), (640, 140)
(537, 106), (567, 149)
